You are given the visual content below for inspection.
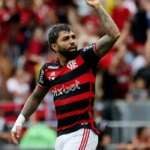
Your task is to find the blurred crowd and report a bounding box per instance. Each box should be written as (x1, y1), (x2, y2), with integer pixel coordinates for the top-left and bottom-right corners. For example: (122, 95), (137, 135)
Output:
(1, 0), (150, 149)
(116, 127), (150, 149)
(0, 0), (150, 103)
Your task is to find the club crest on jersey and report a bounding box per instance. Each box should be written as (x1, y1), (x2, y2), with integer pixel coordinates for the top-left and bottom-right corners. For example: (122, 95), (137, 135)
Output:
(67, 60), (78, 70)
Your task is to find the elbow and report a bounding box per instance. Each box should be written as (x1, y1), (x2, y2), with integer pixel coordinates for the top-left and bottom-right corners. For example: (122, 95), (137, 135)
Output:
(112, 32), (121, 43)
(114, 32), (121, 40)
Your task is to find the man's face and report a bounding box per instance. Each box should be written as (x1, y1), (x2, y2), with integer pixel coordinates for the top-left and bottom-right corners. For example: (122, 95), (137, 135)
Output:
(54, 31), (78, 53)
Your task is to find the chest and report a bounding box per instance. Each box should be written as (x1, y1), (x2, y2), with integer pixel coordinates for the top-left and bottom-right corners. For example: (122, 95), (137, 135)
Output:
(45, 59), (95, 98)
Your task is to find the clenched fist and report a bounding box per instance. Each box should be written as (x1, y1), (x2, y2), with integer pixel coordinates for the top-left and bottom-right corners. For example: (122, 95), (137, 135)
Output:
(11, 125), (22, 144)
(86, 0), (101, 8)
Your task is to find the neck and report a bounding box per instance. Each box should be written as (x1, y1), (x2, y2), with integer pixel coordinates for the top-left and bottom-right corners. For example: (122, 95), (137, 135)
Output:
(56, 50), (79, 66)
(57, 53), (68, 66)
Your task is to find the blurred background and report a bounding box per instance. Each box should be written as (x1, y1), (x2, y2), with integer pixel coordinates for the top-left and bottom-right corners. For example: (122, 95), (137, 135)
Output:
(1, 0), (150, 149)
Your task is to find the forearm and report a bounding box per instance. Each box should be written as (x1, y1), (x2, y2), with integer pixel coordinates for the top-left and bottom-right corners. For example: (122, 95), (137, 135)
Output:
(21, 95), (42, 120)
(21, 86), (47, 120)
(11, 95), (41, 132)
(68, 7), (84, 34)
(95, 4), (120, 38)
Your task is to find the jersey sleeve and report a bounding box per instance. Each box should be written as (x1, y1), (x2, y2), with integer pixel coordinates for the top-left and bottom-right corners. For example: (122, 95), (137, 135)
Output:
(80, 43), (100, 68)
(37, 64), (49, 88)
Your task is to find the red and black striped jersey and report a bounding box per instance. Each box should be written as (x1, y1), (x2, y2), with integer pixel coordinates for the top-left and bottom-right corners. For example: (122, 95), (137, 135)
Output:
(37, 44), (100, 135)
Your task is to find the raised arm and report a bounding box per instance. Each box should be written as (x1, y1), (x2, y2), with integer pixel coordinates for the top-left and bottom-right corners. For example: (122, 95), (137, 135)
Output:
(68, 7), (85, 35)
(11, 85), (49, 144)
(86, 0), (120, 57)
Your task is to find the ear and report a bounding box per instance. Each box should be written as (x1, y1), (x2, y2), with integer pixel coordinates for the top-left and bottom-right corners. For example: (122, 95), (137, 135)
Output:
(51, 43), (58, 52)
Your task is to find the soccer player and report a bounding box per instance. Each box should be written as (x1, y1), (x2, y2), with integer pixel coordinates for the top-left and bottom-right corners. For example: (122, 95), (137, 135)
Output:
(11, 0), (120, 149)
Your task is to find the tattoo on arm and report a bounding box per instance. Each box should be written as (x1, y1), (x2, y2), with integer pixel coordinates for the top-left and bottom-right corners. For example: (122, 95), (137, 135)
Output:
(94, 5), (120, 56)
(95, 35), (117, 57)
(96, 5), (120, 38)
(21, 85), (49, 119)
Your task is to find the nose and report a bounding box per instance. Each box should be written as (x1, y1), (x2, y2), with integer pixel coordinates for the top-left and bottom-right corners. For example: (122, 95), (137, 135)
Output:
(70, 38), (76, 46)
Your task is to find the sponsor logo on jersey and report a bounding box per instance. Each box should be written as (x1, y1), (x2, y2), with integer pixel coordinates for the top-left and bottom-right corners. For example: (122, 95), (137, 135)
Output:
(51, 80), (80, 97)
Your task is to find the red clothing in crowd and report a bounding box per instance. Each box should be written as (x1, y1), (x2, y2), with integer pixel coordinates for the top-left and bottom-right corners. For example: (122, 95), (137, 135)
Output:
(111, 6), (131, 30)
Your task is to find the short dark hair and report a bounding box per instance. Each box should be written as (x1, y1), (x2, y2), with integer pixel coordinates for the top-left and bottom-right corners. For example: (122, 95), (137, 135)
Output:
(48, 24), (71, 50)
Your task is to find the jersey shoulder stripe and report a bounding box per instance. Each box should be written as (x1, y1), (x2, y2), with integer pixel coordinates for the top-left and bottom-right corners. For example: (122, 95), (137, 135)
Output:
(44, 62), (59, 70)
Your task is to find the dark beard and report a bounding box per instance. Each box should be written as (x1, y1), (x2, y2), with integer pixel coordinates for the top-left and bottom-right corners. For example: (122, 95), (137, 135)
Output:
(59, 49), (79, 60)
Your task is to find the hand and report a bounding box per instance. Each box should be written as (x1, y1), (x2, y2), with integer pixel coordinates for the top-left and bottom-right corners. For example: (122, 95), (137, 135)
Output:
(11, 126), (22, 144)
(86, 0), (101, 8)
